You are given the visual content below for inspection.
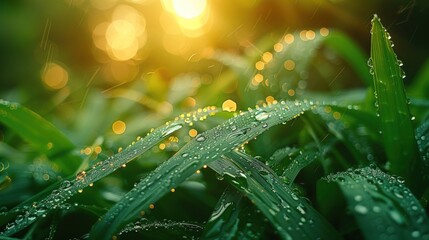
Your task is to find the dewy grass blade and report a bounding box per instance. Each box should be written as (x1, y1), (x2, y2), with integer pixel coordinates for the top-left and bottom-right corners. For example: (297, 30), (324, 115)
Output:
(0, 100), (81, 175)
(89, 100), (320, 239)
(202, 186), (243, 240)
(370, 15), (420, 191)
(324, 166), (429, 239)
(209, 151), (340, 239)
(0, 107), (217, 237)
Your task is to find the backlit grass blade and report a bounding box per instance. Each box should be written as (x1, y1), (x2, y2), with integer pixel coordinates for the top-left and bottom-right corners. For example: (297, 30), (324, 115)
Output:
(89, 100), (319, 239)
(0, 107), (217, 237)
(323, 31), (372, 86)
(0, 99), (81, 175)
(209, 151), (340, 239)
(370, 15), (420, 190)
(324, 166), (429, 239)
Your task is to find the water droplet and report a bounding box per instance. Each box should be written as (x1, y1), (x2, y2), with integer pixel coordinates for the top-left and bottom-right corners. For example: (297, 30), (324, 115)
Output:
(195, 134), (206, 142)
(411, 230), (421, 238)
(354, 195), (363, 202)
(255, 111), (269, 121)
(161, 123), (183, 138)
(354, 204), (368, 215)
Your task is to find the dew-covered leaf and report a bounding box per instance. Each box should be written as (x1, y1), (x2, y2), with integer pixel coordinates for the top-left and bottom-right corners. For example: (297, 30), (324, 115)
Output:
(89, 100), (320, 239)
(0, 107), (217, 237)
(0, 99), (81, 175)
(370, 15), (420, 190)
(324, 166), (429, 240)
(209, 151), (340, 240)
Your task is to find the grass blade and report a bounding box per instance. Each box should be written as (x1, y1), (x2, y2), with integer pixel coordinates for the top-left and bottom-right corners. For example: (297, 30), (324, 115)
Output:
(89, 100), (319, 239)
(202, 186), (267, 240)
(0, 100), (81, 175)
(370, 15), (420, 191)
(324, 166), (429, 239)
(323, 31), (372, 86)
(209, 151), (340, 239)
(0, 107), (217, 236)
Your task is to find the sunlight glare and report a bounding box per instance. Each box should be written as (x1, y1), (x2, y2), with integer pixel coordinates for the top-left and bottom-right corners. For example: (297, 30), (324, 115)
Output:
(172, 0), (207, 19)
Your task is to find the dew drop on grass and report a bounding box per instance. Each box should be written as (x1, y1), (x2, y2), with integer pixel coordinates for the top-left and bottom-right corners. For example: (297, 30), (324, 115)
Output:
(195, 134), (206, 142)
(255, 111), (269, 121)
(161, 123), (183, 138)
(354, 204), (368, 215)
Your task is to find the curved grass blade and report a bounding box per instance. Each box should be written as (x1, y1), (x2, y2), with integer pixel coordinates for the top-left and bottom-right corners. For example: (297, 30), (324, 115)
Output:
(89, 100), (320, 239)
(202, 186), (265, 240)
(323, 31), (372, 86)
(281, 148), (320, 185)
(324, 166), (429, 239)
(0, 107), (217, 237)
(370, 15), (420, 191)
(202, 186), (242, 240)
(209, 151), (340, 239)
(0, 100), (81, 175)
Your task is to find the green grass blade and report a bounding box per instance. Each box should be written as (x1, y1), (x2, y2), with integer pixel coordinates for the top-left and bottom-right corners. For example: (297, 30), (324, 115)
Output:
(323, 31), (372, 86)
(209, 151), (340, 239)
(416, 116), (429, 192)
(324, 166), (429, 239)
(0, 107), (217, 237)
(281, 148), (319, 185)
(370, 15), (420, 190)
(0, 100), (80, 175)
(89, 100), (318, 239)
(202, 186), (265, 240)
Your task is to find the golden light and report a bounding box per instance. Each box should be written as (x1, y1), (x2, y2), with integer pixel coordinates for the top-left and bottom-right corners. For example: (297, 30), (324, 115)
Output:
(255, 61), (265, 70)
(266, 96), (275, 104)
(172, 0), (207, 19)
(305, 30), (316, 40)
(161, 0), (209, 37)
(284, 60), (295, 71)
(112, 120), (126, 134)
(287, 89), (296, 97)
(41, 62), (69, 90)
(254, 74), (264, 83)
(222, 99), (237, 112)
(284, 34), (294, 44)
(99, 5), (147, 61)
(274, 43), (283, 52)
(320, 27), (330, 37)
(189, 129), (198, 137)
(262, 52), (273, 63)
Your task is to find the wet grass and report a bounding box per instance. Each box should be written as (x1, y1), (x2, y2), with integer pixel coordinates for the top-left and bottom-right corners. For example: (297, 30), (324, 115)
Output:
(1, 15), (429, 240)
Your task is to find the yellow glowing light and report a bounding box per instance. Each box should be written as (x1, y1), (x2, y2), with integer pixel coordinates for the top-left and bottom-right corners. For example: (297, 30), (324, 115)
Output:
(262, 52), (273, 63)
(306, 30), (315, 40)
(41, 63), (69, 90)
(103, 5), (147, 61)
(112, 120), (126, 134)
(251, 78), (260, 86)
(274, 42), (283, 52)
(94, 146), (102, 154)
(254, 74), (263, 83)
(83, 147), (92, 155)
(159, 143), (166, 150)
(196, 169), (201, 174)
(189, 129), (198, 137)
(172, 0), (207, 19)
(299, 30), (307, 41)
(149, 204), (155, 209)
(333, 111), (342, 120)
(266, 96), (275, 104)
(284, 60), (295, 71)
(255, 61), (265, 70)
(287, 89), (296, 97)
(222, 99), (237, 112)
(324, 106), (332, 113)
(171, 188), (176, 192)
(284, 34), (294, 44)
(320, 27), (329, 37)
